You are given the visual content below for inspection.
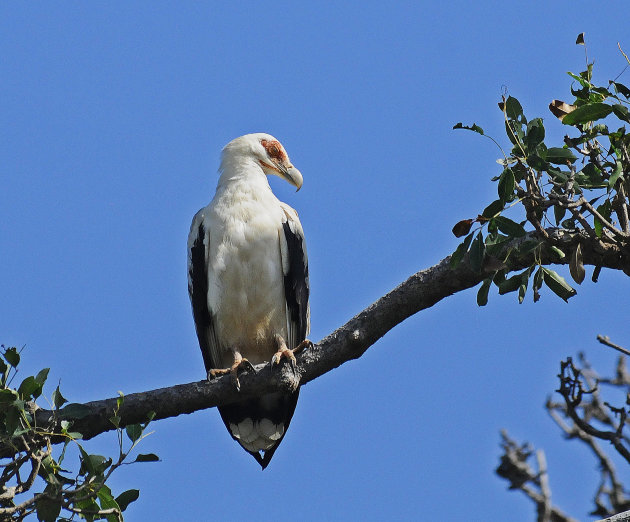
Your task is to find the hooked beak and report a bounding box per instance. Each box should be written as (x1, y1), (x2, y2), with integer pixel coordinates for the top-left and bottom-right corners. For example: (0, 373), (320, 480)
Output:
(278, 163), (303, 191)
(261, 159), (303, 191)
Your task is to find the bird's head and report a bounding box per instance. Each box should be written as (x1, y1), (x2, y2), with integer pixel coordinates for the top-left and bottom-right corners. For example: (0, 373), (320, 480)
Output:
(221, 133), (303, 191)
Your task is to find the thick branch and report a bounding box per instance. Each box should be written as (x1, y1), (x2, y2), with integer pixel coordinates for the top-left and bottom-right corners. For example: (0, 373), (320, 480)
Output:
(4, 228), (629, 457)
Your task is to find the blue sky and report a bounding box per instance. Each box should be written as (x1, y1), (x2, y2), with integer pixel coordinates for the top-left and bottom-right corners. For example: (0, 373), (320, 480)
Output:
(2, 2), (629, 520)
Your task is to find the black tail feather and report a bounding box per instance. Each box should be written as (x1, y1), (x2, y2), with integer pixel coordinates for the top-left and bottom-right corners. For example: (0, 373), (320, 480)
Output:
(218, 389), (300, 469)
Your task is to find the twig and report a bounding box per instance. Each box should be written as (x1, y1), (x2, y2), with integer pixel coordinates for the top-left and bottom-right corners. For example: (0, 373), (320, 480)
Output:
(496, 431), (578, 522)
(597, 335), (630, 357)
(536, 449), (552, 522)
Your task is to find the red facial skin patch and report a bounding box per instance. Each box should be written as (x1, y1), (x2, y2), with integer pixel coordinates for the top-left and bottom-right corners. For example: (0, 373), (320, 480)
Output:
(260, 139), (288, 163)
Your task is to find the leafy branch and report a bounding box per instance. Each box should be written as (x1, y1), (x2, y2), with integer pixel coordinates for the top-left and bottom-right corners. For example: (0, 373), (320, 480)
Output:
(453, 36), (630, 307)
(0, 346), (157, 521)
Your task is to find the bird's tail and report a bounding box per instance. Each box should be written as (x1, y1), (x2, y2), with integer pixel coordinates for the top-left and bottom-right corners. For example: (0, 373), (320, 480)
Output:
(218, 389), (300, 469)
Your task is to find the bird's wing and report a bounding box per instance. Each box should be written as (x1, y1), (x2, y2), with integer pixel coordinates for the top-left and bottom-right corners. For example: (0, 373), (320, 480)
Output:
(187, 209), (221, 373)
(278, 203), (310, 350)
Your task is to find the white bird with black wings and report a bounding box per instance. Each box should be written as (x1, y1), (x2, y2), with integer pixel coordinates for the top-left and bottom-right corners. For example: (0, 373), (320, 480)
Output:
(187, 133), (310, 469)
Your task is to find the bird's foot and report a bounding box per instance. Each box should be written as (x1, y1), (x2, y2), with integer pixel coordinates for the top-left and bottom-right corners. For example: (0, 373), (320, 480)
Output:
(271, 336), (312, 369)
(208, 358), (255, 392)
(271, 347), (296, 368)
(293, 339), (313, 355)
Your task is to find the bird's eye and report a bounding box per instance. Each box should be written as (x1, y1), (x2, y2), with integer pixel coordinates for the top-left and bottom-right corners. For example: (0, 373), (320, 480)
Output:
(261, 139), (284, 161)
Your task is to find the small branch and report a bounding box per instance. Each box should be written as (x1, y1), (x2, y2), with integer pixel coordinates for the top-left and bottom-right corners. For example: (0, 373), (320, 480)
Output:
(568, 207), (597, 239)
(557, 359), (630, 464)
(579, 197), (629, 239)
(597, 335), (630, 357)
(496, 431), (578, 522)
(614, 183), (630, 235)
(536, 450), (552, 522)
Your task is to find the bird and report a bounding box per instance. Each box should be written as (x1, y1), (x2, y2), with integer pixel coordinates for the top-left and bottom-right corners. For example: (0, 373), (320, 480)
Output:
(187, 133), (310, 469)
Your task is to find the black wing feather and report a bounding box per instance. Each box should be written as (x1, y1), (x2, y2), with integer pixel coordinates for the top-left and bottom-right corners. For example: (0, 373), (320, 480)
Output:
(188, 219), (218, 372)
(282, 220), (309, 349)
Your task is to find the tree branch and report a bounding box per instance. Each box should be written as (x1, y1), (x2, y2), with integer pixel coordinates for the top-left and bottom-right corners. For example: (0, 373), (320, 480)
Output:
(3, 227), (629, 458)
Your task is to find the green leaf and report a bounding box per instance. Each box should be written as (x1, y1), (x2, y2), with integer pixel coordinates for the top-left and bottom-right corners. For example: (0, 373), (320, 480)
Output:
(546, 147), (577, 164)
(498, 169), (516, 202)
(612, 104), (630, 122)
(52, 385), (68, 409)
(450, 233), (474, 268)
(505, 120), (524, 145)
(498, 274), (522, 295)
(608, 160), (624, 188)
(4, 347), (20, 367)
(468, 232), (485, 273)
(18, 376), (42, 400)
(453, 122), (484, 135)
(526, 153), (548, 171)
(36, 493), (62, 522)
(577, 162), (604, 187)
(116, 391), (125, 413)
(116, 489), (140, 511)
(533, 267), (543, 303)
(542, 267), (577, 302)
(493, 216), (526, 237)
(611, 81), (630, 99)
(505, 96), (524, 120)
(5, 406), (23, 437)
(568, 71), (590, 89)
(594, 199), (612, 237)
(550, 246), (566, 259)
(76, 497), (101, 520)
(126, 423), (143, 443)
(562, 103), (613, 125)
(0, 388), (18, 404)
(59, 403), (92, 420)
(35, 368), (50, 386)
(482, 199), (504, 219)
(553, 204), (566, 225)
(525, 118), (545, 150)
(477, 279), (491, 306)
(79, 453), (110, 477)
(97, 484), (120, 521)
(133, 453), (160, 463)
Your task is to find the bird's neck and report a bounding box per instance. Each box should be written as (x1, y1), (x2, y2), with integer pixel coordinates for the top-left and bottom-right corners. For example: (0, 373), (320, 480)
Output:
(216, 156), (271, 193)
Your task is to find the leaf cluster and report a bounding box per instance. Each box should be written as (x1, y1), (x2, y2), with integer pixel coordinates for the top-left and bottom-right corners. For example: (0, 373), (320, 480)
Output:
(452, 38), (630, 305)
(0, 346), (157, 521)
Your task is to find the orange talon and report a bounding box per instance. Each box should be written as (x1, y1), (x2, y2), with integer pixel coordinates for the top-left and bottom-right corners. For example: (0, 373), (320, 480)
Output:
(207, 357), (254, 392)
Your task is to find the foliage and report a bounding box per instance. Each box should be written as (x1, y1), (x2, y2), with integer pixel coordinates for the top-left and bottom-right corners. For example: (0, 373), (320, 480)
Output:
(0, 346), (157, 521)
(452, 37), (630, 306)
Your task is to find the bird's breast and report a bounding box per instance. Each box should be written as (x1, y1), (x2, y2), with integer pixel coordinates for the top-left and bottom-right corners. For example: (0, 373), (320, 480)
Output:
(207, 193), (287, 363)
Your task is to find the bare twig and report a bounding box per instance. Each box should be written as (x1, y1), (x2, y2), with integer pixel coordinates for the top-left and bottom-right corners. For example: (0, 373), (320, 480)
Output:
(496, 431), (578, 522)
(597, 335), (630, 357)
(536, 449), (552, 522)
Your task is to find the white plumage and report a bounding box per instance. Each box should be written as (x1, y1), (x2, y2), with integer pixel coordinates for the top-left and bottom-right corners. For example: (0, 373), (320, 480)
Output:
(187, 133), (309, 468)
